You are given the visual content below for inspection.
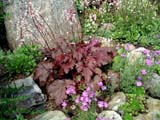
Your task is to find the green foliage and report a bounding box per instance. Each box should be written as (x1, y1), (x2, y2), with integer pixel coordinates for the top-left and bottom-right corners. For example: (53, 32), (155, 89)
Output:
(123, 113), (133, 120)
(109, 0), (160, 49)
(0, 86), (25, 120)
(156, 112), (160, 119)
(119, 93), (145, 120)
(112, 48), (153, 93)
(4, 45), (41, 75)
(112, 48), (126, 72)
(5, 53), (36, 75)
(0, 49), (4, 63)
(75, 0), (109, 35)
(14, 45), (41, 60)
(154, 65), (160, 75)
(75, 0), (160, 49)
(119, 62), (142, 93)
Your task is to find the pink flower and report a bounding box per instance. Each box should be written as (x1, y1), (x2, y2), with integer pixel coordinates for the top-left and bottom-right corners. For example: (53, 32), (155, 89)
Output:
(155, 61), (160, 65)
(98, 82), (103, 87)
(66, 86), (76, 95)
(143, 49), (150, 55)
(86, 86), (91, 91)
(103, 102), (108, 108)
(80, 105), (88, 111)
(98, 101), (108, 108)
(75, 96), (80, 104)
(82, 91), (88, 97)
(154, 50), (160, 56)
(141, 69), (147, 75)
(96, 116), (106, 120)
(137, 76), (142, 80)
(61, 101), (67, 108)
(101, 86), (107, 91)
(89, 91), (95, 98)
(120, 53), (126, 58)
(146, 59), (152, 66)
(136, 81), (143, 87)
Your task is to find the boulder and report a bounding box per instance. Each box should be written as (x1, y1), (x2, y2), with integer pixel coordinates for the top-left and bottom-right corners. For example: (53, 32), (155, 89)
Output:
(144, 73), (160, 98)
(107, 92), (126, 111)
(146, 97), (160, 112)
(127, 47), (146, 64)
(123, 43), (136, 51)
(2, 0), (81, 49)
(9, 76), (46, 109)
(133, 111), (160, 120)
(97, 110), (122, 120)
(32, 111), (67, 120)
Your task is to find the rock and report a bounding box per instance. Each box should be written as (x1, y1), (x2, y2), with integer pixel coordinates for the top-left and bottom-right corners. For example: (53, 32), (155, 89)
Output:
(97, 111), (122, 120)
(107, 70), (120, 91)
(146, 97), (160, 112)
(100, 37), (118, 48)
(107, 92), (126, 111)
(134, 111), (160, 120)
(9, 76), (46, 109)
(123, 43), (136, 51)
(2, 0), (81, 49)
(127, 47), (148, 64)
(144, 73), (160, 98)
(83, 36), (118, 48)
(32, 111), (67, 120)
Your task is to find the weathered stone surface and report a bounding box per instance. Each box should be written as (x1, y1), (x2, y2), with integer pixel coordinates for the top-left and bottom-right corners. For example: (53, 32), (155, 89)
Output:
(83, 36), (118, 47)
(146, 97), (160, 112)
(98, 111), (122, 120)
(123, 43), (136, 51)
(144, 73), (160, 98)
(107, 92), (126, 111)
(32, 111), (67, 120)
(133, 111), (160, 120)
(107, 70), (120, 91)
(9, 76), (46, 109)
(3, 0), (81, 49)
(127, 47), (148, 64)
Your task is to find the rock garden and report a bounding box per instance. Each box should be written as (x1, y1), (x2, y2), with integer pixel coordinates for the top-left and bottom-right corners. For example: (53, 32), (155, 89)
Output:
(1, 0), (160, 120)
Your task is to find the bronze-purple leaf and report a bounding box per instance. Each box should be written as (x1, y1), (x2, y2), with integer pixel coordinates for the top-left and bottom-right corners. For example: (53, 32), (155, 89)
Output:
(33, 61), (53, 87)
(47, 79), (75, 106)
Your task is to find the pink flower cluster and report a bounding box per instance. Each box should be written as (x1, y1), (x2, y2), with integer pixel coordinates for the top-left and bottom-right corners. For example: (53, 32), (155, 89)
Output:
(98, 82), (107, 91)
(66, 86), (76, 95)
(75, 86), (97, 111)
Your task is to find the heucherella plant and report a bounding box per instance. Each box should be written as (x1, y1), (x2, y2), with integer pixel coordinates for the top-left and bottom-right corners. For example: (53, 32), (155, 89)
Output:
(34, 39), (116, 106)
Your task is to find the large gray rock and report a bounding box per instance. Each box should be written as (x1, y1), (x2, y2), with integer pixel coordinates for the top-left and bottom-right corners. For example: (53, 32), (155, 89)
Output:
(144, 73), (160, 98)
(97, 111), (122, 120)
(3, 0), (81, 49)
(127, 47), (146, 64)
(107, 92), (126, 111)
(32, 111), (67, 120)
(9, 76), (46, 109)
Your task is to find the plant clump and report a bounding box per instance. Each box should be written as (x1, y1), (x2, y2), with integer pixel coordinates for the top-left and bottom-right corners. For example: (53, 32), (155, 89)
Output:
(33, 38), (116, 106)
